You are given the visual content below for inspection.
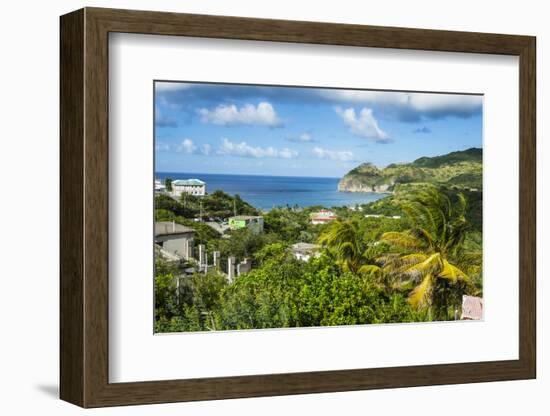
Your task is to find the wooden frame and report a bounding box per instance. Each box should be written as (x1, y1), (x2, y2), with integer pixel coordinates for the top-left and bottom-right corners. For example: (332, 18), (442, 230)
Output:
(60, 7), (536, 408)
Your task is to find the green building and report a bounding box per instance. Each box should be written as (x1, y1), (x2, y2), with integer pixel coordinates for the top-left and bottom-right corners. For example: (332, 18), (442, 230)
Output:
(228, 215), (264, 234)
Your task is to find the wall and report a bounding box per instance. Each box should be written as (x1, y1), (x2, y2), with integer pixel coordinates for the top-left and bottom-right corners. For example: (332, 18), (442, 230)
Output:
(0, 0), (546, 414)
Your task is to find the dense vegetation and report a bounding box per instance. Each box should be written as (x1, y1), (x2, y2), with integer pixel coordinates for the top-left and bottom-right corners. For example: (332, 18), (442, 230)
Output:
(338, 147), (482, 192)
(154, 183), (482, 333)
(156, 190), (258, 221)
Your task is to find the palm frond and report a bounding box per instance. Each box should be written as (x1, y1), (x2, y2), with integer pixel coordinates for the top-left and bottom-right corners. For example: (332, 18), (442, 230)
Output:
(381, 253), (428, 274)
(439, 260), (470, 284)
(358, 264), (382, 279)
(380, 231), (424, 250)
(398, 252), (442, 280)
(408, 272), (434, 309)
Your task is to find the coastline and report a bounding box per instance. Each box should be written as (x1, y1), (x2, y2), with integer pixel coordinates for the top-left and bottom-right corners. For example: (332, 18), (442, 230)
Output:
(156, 171), (388, 210)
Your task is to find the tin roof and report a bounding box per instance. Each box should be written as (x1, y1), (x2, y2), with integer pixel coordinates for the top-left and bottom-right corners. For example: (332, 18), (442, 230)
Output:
(172, 179), (205, 186)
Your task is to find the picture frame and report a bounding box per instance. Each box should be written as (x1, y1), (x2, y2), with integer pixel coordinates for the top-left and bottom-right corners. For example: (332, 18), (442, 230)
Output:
(60, 7), (536, 408)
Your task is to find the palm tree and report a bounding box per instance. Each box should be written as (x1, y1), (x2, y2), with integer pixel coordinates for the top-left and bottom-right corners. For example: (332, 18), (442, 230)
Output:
(379, 187), (472, 319)
(318, 219), (382, 279)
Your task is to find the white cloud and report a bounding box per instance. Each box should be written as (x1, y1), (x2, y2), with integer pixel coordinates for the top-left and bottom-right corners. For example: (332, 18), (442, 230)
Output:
(323, 90), (482, 121)
(177, 138), (197, 154)
(200, 143), (212, 156)
(175, 138), (212, 156)
(312, 147), (355, 162)
(217, 138), (298, 159)
(406, 94), (481, 114)
(335, 107), (389, 142)
(198, 102), (282, 127)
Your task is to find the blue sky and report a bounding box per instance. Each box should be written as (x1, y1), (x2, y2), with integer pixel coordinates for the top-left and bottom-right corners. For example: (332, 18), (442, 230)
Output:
(155, 82), (483, 178)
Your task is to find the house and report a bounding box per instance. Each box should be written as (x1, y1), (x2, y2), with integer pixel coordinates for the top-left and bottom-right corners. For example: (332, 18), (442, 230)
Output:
(291, 242), (321, 262)
(171, 178), (206, 197)
(154, 179), (166, 193)
(228, 215), (264, 234)
(461, 295), (483, 320)
(154, 221), (195, 260)
(310, 209), (337, 225)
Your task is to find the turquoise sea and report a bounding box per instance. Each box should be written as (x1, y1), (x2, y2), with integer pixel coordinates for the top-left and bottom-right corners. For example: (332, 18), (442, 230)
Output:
(156, 172), (388, 210)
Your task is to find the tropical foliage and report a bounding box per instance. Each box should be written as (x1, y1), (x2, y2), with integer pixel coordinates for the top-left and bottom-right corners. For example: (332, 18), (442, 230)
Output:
(154, 182), (482, 332)
(378, 187), (474, 320)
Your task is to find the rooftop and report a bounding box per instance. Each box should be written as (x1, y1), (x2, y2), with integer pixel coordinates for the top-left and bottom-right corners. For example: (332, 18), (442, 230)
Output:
(310, 210), (337, 219)
(155, 221), (196, 236)
(172, 179), (205, 186)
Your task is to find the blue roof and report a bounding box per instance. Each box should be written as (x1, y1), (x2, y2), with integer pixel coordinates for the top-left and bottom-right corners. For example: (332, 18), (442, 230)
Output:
(172, 179), (205, 186)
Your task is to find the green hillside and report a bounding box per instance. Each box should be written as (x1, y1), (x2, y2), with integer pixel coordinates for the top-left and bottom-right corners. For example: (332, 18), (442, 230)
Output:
(338, 148), (482, 193)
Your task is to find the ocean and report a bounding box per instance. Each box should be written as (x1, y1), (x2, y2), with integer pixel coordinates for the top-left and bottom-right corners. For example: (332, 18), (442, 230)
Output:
(156, 172), (388, 210)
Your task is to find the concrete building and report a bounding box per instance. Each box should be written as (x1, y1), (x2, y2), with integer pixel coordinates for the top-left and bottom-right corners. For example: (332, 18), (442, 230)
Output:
(237, 258), (252, 275)
(228, 215), (264, 234)
(310, 209), (337, 225)
(154, 179), (166, 193)
(154, 221), (195, 260)
(291, 243), (321, 262)
(171, 178), (206, 197)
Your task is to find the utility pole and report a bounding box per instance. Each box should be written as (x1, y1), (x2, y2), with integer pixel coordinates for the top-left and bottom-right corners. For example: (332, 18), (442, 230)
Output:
(233, 199), (237, 217)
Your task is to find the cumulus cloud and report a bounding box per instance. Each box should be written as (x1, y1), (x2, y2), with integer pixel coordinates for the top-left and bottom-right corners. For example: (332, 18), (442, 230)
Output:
(175, 138), (212, 156)
(217, 138), (298, 159)
(198, 102), (282, 127)
(177, 138), (197, 154)
(312, 147), (355, 162)
(335, 107), (389, 142)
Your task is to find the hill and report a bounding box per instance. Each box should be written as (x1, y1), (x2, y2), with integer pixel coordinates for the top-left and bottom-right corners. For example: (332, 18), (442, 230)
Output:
(338, 148), (482, 193)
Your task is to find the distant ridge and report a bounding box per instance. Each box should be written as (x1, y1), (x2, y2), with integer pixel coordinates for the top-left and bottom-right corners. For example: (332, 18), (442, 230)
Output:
(338, 148), (482, 193)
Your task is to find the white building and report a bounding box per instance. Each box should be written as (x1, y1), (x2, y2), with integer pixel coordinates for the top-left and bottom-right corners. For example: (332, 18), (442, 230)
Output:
(310, 209), (337, 225)
(291, 243), (321, 262)
(154, 179), (166, 193)
(171, 179), (206, 197)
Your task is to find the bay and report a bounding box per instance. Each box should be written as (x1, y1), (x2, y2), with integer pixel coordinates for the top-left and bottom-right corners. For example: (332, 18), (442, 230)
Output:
(156, 172), (388, 211)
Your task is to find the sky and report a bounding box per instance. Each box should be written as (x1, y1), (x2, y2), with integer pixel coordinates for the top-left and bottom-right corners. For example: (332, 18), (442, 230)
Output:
(155, 81), (483, 178)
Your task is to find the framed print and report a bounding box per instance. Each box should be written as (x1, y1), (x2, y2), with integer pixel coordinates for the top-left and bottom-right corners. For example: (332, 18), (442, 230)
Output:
(60, 7), (536, 408)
